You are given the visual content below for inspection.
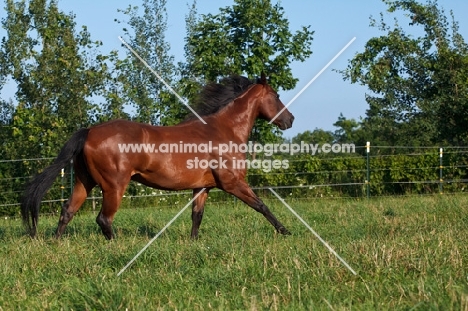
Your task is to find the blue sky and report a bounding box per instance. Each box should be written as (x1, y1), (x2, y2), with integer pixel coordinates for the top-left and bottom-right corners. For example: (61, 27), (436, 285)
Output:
(1, 0), (468, 139)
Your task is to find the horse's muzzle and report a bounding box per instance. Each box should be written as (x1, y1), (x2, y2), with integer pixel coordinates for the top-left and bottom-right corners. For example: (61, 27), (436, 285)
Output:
(278, 114), (294, 130)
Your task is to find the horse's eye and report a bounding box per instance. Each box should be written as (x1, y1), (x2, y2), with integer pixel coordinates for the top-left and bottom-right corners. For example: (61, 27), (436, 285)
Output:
(276, 94), (280, 99)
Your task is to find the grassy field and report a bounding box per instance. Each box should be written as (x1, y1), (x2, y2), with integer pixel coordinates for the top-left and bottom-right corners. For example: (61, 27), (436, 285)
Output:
(0, 194), (467, 310)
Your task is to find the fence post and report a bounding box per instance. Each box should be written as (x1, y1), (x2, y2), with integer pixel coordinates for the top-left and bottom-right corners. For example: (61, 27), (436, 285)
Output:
(366, 141), (370, 199)
(70, 159), (74, 194)
(60, 168), (65, 203)
(92, 188), (96, 211)
(439, 147), (443, 194)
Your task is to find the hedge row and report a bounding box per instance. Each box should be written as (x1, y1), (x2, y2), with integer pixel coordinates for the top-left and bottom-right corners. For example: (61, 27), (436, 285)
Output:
(1, 149), (467, 215)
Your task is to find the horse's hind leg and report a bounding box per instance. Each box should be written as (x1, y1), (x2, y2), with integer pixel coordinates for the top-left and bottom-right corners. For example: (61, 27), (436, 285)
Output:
(56, 176), (95, 238)
(96, 180), (129, 240)
(190, 188), (209, 239)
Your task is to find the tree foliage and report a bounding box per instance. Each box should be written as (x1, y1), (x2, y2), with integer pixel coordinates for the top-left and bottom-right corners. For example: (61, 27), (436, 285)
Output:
(341, 0), (468, 146)
(0, 0), (110, 212)
(291, 128), (334, 145)
(332, 113), (365, 146)
(183, 0), (314, 142)
(114, 0), (186, 125)
(0, 0), (109, 156)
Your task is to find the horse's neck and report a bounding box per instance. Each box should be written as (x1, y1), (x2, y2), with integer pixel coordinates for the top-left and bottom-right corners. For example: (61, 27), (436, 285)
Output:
(210, 96), (259, 143)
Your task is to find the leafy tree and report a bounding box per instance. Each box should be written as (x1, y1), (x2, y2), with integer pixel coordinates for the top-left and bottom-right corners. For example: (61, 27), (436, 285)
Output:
(0, 0), (110, 211)
(98, 50), (131, 122)
(0, 99), (13, 126)
(333, 113), (364, 144)
(341, 0), (468, 146)
(6, 0), (108, 126)
(183, 0), (314, 142)
(0, 0), (109, 149)
(291, 129), (334, 145)
(178, 1), (202, 106)
(0, 99), (14, 175)
(115, 0), (186, 125)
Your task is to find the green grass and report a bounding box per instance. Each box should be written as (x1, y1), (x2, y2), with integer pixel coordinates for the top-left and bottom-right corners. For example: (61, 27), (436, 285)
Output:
(1, 194), (468, 310)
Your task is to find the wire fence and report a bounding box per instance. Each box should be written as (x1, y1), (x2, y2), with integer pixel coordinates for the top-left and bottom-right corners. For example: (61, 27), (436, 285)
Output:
(1, 144), (467, 216)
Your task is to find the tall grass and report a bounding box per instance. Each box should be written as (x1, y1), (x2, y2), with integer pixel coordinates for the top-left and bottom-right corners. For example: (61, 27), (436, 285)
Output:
(0, 194), (467, 310)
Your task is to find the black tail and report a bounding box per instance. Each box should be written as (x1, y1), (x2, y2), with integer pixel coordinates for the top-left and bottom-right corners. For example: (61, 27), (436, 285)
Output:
(20, 128), (90, 237)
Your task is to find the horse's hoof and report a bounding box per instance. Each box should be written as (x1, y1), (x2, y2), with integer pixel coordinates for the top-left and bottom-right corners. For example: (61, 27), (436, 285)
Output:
(278, 227), (291, 235)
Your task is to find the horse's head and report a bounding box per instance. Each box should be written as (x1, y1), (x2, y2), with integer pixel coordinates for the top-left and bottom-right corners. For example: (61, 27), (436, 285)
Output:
(256, 74), (294, 130)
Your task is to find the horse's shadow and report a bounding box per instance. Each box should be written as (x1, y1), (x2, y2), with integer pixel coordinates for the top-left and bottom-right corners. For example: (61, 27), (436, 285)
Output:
(0, 222), (31, 240)
(0, 227), (6, 239)
(41, 222), (162, 239)
(114, 224), (157, 238)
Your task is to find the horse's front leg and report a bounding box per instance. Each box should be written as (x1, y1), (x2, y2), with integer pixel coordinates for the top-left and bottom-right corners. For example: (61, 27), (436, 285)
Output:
(190, 188), (209, 239)
(222, 181), (290, 235)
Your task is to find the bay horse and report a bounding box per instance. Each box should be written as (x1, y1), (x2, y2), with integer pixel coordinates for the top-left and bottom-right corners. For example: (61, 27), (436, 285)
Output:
(20, 75), (294, 240)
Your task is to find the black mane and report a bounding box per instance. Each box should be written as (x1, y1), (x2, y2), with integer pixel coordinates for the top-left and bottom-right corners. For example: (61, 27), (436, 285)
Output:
(186, 75), (256, 119)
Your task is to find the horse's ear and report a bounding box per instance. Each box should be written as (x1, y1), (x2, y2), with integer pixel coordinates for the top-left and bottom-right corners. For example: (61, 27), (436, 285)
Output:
(259, 72), (267, 85)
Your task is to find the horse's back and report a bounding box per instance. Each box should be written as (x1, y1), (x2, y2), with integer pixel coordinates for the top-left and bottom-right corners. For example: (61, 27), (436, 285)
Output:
(81, 119), (217, 190)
